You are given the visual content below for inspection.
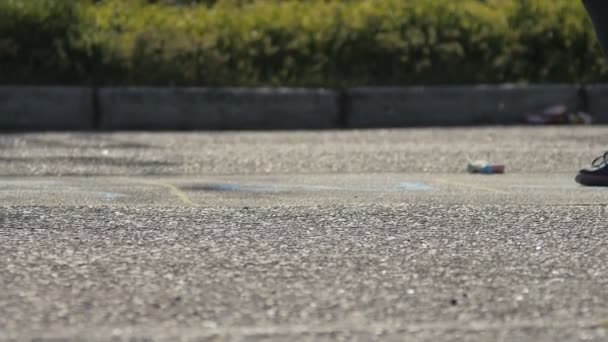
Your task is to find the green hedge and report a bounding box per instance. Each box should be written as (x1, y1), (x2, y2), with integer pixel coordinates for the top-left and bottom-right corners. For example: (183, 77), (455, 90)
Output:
(1, 0), (607, 86)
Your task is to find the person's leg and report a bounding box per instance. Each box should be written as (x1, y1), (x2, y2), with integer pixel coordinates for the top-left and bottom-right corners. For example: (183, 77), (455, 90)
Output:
(576, 0), (608, 186)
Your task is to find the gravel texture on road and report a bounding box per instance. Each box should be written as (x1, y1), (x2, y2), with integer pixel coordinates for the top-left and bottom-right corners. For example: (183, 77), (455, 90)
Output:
(2, 127), (608, 341)
(2, 205), (608, 341)
(0, 127), (607, 176)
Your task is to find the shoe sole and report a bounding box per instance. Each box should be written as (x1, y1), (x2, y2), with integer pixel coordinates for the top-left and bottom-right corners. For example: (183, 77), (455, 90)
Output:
(575, 173), (608, 186)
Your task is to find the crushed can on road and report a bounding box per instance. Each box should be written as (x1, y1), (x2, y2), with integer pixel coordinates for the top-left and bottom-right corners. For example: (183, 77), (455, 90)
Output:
(467, 161), (505, 174)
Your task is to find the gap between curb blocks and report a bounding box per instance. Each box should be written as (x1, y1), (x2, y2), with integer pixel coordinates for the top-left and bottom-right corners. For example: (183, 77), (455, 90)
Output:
(0, 84), (600, 131)
(91, 86), (102, 130)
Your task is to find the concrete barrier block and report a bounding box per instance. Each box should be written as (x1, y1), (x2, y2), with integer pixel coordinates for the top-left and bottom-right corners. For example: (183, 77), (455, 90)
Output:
(347, 85), (580, 127)
(584, 84), (608, 123)
(99, 87), (339, 130)
(0, 87), (93, 130)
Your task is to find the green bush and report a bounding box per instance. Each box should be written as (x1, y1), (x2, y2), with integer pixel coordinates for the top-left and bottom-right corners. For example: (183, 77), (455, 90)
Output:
(1, 0), (607, 86)
(0, 0), (85, 84)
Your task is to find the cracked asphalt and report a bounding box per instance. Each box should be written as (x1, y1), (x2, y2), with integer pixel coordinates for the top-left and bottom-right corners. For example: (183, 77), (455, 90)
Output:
(2, 127), (608, 341)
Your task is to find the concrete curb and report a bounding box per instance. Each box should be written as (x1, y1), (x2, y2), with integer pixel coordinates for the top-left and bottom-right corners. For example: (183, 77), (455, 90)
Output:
(584, 84), (608, 124)
(0, 87), (94, 130)
(0, 84), (597, 130)
(99, 87), (338, 130)
(347, 84), (581, 128)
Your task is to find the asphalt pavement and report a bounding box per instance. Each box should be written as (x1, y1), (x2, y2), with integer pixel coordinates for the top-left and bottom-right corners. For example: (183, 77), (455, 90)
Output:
(2, 127), (608, 341)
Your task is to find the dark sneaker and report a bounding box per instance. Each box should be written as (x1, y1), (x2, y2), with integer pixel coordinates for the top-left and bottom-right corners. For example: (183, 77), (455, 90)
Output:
(576, 151), (608, 186)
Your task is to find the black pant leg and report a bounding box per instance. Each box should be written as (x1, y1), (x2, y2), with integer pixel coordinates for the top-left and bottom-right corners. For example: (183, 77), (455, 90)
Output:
(584, 0), (608, 55)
